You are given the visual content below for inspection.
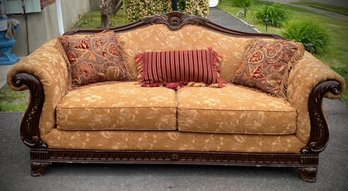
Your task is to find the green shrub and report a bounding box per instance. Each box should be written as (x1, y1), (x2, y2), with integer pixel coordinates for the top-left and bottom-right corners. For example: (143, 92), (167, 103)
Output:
(255, 4), (289, 27)
(124, 0), (172, 22)
(124, 0), (209, 22)
(182, 0), (209, 17)
(178, 0), (186, 11)
(282, 20), (329, 54)
(232, 0), (252, 8)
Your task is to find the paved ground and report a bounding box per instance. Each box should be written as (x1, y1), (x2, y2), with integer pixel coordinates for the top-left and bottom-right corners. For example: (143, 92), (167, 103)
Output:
(208, 8), (258, 33)
(1, 7), (348, 191)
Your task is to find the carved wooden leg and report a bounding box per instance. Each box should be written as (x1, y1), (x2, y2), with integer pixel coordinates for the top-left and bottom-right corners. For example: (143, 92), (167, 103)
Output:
(31, 162), (50, 177)
(299, 167), (318, 183)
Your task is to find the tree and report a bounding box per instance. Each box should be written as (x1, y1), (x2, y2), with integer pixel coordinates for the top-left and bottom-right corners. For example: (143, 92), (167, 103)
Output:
(101, 0), (123, 28)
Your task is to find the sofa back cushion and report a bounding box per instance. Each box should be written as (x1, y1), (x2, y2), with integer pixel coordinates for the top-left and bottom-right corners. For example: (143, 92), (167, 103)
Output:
(118, 25), (254, 82)
(136, 48), (224, 89)
(58, 31), (132, 87)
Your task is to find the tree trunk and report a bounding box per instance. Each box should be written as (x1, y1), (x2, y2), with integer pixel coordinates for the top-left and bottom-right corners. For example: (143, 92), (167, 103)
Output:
(101, 0), (120, 28)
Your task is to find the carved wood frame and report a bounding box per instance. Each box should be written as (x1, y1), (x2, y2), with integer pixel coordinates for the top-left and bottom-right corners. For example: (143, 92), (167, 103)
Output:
(12, 12), (343, 182)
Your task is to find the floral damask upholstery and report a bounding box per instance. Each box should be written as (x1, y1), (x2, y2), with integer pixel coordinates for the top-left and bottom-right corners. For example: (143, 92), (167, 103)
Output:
(233, 39), (304, 97)
(57, 82), (177, 131)
(6, 23), (345, 154)
(287, 52), (345, 143)
(42, 129), (305, 153)
(58, 31), (132, 87)
(7, 39), (69, 135)
(117, 25), (252, 81)
(177, 84), (297, 134)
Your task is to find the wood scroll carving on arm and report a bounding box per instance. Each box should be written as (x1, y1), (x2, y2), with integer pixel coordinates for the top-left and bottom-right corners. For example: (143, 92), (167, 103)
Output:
(301, 80), (342, 154)
(12, 73), (47, 148)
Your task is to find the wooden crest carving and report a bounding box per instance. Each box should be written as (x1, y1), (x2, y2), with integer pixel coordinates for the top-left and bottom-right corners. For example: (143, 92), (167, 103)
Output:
(142, 12), (205, 31)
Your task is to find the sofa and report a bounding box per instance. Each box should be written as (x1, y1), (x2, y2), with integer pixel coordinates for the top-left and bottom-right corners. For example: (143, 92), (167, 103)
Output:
(7, 12), (345, 182)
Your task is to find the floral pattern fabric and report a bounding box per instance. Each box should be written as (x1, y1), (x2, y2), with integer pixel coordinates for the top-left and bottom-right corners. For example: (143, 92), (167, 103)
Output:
(7, 39), (70, 135)
(42, 129), (305, 153)
(56, 82), (177, 131)
(58, 31), (132, 87)
(177, 84), (297, 134)
(117, 24), (252, 82)
(287, 52), (346, 143)
(233, 39), (304, 97)
(7, 24), (345, 153)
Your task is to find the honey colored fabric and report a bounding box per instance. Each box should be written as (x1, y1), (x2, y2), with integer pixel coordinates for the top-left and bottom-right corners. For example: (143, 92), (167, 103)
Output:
(287, 52), (346, 143)
(7, 23), (346, 154)
(7, 40), (70, 135)
(57, 82), (177, 131)
(42, 129), (305, 153)
(177, 84), (297, 134)
(118, 25), (271, 82)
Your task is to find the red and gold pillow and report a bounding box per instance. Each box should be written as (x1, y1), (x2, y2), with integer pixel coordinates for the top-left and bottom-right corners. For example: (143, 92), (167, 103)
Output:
(58, 31), (131, 87)
(233, 39), (304, 97)
(136, 48), (224, 90)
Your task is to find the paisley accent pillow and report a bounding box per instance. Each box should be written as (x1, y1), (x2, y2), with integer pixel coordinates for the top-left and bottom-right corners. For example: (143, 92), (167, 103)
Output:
(136, 48), (224, 90)
(58, 31), (131, 87)
(232, 39), (304, 97)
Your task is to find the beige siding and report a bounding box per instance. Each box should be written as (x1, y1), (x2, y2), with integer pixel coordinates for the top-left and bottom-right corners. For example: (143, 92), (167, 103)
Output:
(13, 0), (91, 56)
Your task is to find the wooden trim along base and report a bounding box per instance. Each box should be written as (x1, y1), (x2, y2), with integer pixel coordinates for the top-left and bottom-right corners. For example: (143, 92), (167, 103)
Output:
(30, 149), (319, 182)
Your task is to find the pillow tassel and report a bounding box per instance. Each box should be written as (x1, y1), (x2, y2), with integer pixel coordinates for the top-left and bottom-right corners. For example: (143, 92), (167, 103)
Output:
(135, 53), (144, 81)
(209, 47), (225, 88)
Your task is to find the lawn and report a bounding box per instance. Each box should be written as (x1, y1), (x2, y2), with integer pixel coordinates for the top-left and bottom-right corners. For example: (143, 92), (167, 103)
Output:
(219, 0), (348, 103)
(72, 8), (130, 29)
(292, 1), (348, 16)
(0, 85), (29, 112)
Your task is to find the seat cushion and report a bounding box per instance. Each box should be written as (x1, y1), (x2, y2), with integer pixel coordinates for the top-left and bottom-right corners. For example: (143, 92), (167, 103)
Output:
(177, 84), (297, 135)
(56, 82), (177, 131)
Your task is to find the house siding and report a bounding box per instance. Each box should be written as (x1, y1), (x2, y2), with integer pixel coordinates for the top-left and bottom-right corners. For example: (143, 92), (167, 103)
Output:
(12, 0), (91, 56)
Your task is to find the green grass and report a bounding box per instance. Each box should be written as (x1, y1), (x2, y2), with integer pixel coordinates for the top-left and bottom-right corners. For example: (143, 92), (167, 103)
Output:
(292, 1), (348, 16)
(0, 85), (29, 112)
(73, 8), (130, 29)
(219, 0), (348, 103)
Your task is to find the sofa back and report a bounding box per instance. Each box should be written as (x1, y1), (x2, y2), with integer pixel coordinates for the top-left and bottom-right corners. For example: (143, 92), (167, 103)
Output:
(119, 24), (251, 81)
(67, 12), (282, 82)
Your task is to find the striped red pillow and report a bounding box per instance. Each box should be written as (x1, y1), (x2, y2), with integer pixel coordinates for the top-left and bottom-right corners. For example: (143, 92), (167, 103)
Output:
(136, 48), (224, 90)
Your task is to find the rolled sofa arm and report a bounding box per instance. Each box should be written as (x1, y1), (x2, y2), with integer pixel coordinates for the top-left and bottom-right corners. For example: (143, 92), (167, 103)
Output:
(287, 52), (345, 153)
(7, 39), (70, 148)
